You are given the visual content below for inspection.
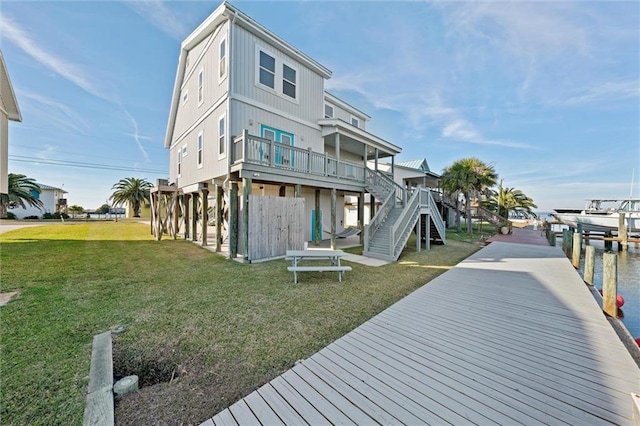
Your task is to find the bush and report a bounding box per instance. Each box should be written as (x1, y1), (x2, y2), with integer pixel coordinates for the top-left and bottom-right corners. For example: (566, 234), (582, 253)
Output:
(4, 212), (17, 220)
(42, 212), (70, 220)
(24, 215), (40, 220)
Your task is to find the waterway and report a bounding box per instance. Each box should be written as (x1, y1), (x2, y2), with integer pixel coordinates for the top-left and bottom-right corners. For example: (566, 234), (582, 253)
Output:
(539, 213), (639, 341)
(577, 239), (640, 340)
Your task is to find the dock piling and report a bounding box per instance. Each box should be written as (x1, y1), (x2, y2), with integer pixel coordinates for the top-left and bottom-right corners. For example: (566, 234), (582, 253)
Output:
(572, 232), (581, 269)
(584, 246), (595, 285)
(602, 252), (618, 317)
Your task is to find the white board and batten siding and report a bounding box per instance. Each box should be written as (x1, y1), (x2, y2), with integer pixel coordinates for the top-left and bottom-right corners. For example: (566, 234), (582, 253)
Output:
(247, 195), (304, 261)
(230, 25), (325, 147)
(170, 21), (230, 187)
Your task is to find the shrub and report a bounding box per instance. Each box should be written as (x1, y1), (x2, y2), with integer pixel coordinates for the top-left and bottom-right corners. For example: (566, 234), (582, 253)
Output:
(42, 212), (70, 220)
(3, 212), (17, 220)
(24, 215), (40, 220)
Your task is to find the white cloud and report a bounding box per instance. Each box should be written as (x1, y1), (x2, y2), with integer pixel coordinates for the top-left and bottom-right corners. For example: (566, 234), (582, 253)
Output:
(124, 0), (189, 41)
(123, 109), (151, 163)
(566, 80), (640, 105)
(18, 91), (90, 135)
(0, 13), (110, 101)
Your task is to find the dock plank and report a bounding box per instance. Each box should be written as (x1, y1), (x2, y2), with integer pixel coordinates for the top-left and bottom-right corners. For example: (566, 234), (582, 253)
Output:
(208, 242), (640, 425)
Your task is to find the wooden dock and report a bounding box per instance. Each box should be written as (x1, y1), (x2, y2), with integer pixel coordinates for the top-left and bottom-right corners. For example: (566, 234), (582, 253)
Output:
(204, 242), (640, 425)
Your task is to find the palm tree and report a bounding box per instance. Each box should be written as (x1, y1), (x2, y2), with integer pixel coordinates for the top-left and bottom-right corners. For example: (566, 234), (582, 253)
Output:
(68, 205), (85, 218)
(0, 174), (44, 219)
(485, 180), (537, 219)
(441, 158), (498, 234)
(110, 177), (152, 218)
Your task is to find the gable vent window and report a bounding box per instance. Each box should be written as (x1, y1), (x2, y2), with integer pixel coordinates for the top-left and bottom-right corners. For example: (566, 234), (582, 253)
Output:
(197, 132), (203, 167)
(282, 64), (296, 99)
(198, 68), (204, 105)
(219, 38), (227, 81)
(325, 104), (334, 118)
(259, 51), (275, 89)
(351, 117), (360, 128)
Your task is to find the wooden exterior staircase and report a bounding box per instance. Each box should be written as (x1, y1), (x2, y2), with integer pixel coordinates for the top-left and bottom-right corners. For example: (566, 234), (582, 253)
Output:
(363, 169), (446, 261)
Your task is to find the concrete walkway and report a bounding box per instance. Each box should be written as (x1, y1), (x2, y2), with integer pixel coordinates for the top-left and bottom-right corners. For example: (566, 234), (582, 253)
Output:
(487, 226), (550, 246)
(204, 241), (640, 425)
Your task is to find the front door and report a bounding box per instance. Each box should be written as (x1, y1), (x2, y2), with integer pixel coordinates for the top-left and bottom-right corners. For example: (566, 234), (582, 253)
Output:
(260, 124), (294, 167)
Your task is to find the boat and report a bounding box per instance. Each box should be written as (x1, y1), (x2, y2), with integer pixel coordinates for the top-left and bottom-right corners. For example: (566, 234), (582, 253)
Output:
(553, 199), (640, 233)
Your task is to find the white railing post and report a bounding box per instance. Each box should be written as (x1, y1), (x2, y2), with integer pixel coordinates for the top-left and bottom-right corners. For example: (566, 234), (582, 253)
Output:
(307, 147), (313, 173)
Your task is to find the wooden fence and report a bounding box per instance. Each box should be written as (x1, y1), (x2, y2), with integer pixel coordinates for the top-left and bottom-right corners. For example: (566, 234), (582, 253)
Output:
(248, 195), (304, 261)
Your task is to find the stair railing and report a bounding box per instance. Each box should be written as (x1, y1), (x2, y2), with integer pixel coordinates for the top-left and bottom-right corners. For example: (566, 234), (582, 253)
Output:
(389, 188), (421, 259)
(474, 205), (510, 227)
(424, 190), (446, 243)
(364, 189), (395, 252)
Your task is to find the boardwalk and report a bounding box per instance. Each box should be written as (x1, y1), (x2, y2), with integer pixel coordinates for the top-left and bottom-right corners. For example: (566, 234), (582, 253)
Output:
(205, 242), (640, 425)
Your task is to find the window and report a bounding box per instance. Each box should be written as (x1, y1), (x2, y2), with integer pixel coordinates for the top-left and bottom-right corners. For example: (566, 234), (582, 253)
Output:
(259, 51), (275, 89)
(324, 104), (334, 118)
(219, 38), (227, 81)
(218, 115), (226, 157)
(351, 116), (360, 128)
(197, 132), (203, 167)
(182, 90), (188, 105)
(182, 145), (188, 157)
(177, 151), (182, 177)
(198, 68), (204, 105)
(282, 64), (296, 99)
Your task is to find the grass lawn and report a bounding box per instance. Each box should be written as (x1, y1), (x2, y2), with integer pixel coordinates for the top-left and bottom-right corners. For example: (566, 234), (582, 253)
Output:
(0, 221), (486, 425)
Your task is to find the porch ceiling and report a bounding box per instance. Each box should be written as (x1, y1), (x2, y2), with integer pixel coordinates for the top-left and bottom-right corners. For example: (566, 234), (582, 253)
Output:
(319, 119), (400, 159)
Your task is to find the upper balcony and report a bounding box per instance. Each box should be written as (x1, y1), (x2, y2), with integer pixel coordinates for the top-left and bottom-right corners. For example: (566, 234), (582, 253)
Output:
(230, 130), (369, 192)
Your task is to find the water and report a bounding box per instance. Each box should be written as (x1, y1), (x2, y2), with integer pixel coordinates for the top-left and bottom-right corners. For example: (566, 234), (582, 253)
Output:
(537, 212), (639, 339)
(577, 240), (640, 339)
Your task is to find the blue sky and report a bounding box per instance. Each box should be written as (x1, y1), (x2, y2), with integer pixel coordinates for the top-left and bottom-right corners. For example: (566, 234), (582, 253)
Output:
(2, 1), (638, 212)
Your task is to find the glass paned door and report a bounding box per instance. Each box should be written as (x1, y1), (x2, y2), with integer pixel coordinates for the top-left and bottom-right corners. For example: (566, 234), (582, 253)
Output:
(260, 125), (294, 167)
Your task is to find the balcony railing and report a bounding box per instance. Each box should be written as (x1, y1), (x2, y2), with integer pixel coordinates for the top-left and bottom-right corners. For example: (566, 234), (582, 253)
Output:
(232, 130), (365, 183)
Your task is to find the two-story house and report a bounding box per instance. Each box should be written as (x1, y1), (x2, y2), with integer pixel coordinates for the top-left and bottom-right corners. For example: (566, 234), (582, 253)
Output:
(1, 51), (22, 196)
(157, 1), (445, 262)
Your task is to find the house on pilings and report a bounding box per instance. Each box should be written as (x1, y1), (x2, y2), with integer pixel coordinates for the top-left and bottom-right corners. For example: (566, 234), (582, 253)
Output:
(154, 1), (446, 262)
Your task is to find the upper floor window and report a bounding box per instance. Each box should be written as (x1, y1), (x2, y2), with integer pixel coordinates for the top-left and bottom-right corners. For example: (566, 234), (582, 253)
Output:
(324, 104), (334, 118)
(282, 64), (296, 99)
(198, 68), (204, 105)
(218, 115), (226, 157)
(259, 51), (275, 89)
(197, 132), (203, 167)
(182, 90), (188, 105)
(351, 116), (360, 128)
(182, 145), (188, 157)
(219, 38), (227, 81)
(177, 151), (182, 177)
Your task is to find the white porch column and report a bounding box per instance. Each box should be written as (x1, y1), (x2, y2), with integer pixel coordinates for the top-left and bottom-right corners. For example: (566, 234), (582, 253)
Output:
(335, 133), (341, 162)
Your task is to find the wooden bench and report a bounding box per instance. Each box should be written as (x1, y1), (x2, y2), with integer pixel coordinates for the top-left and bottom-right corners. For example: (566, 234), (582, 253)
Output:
(287, 265), (352, 284)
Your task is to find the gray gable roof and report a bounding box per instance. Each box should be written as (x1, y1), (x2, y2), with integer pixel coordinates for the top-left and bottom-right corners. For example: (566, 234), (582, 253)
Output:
(397, 159), (431, 172)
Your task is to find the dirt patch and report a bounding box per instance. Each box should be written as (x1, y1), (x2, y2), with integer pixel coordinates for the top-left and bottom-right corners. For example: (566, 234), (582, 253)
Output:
(0, 291), (19, 306)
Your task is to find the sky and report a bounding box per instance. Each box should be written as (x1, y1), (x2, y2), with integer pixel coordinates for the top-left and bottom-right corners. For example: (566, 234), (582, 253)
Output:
(1, 0), (639, 212)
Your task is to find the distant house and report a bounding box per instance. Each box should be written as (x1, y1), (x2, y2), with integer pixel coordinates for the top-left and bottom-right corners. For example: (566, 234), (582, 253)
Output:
(156, 1), (446, 261)
(11, 183), (67, 219)
(0, 51), (22, 195)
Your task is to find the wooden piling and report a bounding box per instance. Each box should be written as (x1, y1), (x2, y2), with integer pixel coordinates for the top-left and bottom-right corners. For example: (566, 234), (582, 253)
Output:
(584, 245), (595, 285)
(619, 212), (628, 251)
(201, 187), (209, 247)
(572, 232), (581, 269)
(216, 184), (223, 252)
(604, 231), (613, 250)
(330, 188), (336, 250)
(229, 182), (238, 258)
(242, 178), (251, 261)
(602, 252), (618, 317)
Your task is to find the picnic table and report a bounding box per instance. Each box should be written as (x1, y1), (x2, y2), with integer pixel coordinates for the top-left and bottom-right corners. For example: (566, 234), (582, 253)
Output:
(285, 249), (352, 284)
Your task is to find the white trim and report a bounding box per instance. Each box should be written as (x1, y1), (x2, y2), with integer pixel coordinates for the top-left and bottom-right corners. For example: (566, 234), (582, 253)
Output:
(282, 62), (298, 102)
(218, 113), (227, 159)
(197, 67), (205, 106)
(181, 145), (188, 157)
(255, 46), (277, 93)
(181, 28), (220, 90)
(218, 36), (228, 84)
(325, 92), (370, 121)
(197, 131), (204, 168)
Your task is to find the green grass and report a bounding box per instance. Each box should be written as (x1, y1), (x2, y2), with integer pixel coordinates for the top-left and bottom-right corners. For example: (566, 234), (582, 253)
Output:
(0, 222), (483, 425)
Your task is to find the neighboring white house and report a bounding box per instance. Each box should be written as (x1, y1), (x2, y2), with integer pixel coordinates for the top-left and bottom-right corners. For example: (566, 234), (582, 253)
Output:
(11, 183), (67, 219)
(160, 1), (445, 261)
(0, 50), (22, 195)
